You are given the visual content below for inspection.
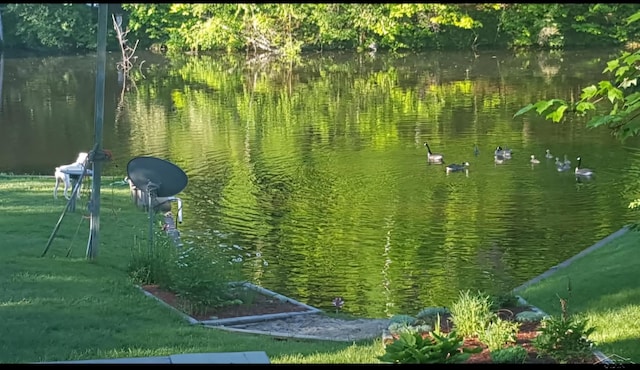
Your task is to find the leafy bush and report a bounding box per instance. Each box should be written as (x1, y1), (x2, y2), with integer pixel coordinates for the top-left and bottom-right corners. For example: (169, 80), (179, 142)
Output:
(449, 290), (495, 338)
(532, 314), (596, 363)
(479, 317), (520, 351)
(490, 345), (528, 364)
(168, 244), (244, 315)
(378, 330), (481, 364)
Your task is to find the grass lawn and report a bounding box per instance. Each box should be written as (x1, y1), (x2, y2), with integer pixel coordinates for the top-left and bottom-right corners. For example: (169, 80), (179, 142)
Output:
(1, 175), (637, 364)
(0, 175), (385, 363)
(517, 228), (640, 363)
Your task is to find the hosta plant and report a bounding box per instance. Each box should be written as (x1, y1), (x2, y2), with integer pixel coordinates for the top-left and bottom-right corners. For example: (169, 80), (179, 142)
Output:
(378, 330), (481, 364)
(490, 345), (528, 364)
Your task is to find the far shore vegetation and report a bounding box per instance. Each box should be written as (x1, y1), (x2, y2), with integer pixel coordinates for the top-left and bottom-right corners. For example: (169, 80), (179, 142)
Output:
(0, 175), (638, 363)
(1, 4), (640, 56)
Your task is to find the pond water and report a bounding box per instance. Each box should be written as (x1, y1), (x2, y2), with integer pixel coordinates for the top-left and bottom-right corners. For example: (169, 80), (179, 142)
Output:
(1, 49), (639, 317)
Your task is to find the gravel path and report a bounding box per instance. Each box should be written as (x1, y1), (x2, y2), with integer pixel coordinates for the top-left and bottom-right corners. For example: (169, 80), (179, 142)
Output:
(221, 313), (391, 342)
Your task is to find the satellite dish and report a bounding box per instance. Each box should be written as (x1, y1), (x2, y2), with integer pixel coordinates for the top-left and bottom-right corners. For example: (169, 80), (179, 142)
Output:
(126, 156), (188, 198)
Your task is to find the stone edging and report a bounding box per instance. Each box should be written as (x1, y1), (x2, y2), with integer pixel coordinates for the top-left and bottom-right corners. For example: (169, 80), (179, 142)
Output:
(137, 281), (322, 327)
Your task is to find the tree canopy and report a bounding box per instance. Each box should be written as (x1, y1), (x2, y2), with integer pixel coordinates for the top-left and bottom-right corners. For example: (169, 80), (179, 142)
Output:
(2, 4), (640, 54)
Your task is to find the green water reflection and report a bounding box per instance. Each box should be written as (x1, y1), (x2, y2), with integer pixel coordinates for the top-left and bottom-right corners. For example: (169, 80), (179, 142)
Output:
(1, 49), (639, 317)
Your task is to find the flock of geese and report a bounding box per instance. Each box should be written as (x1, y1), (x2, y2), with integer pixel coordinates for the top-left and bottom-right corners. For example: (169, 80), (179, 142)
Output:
(423, 141), (595, 177)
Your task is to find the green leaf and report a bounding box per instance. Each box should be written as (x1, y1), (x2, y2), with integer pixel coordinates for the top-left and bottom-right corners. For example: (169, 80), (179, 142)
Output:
(627, 11), (640, 25)
(615, 66), (630, 78)
(603, 59), (620, 74)
(586, 115), (613, 128)
(580, 85), (598, 100)
(623, 53), (640, 67)
(598, 80), (614, 91)
(575, 101), (596, 113)
(546, 105), (568, 122)
(608, 87), (624, 104)
(534, 100), (558, 114)
(512, 103), (534, 118)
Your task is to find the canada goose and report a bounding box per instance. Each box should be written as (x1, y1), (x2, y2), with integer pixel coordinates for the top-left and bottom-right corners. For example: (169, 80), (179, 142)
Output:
(424, 142), (444, 163)
(557, 161), (571, 172)
(545, 149), (554, 159)
(445, 162), (470, 173)
(494, 146), (512, 158)
(563, 154), (571, 166)
(575, 156), (594, 177)
(530, 155), (540, 164)
(554, 157), (562, 167)
(474, 144), (480, 157)
(494, 154), (505, 164)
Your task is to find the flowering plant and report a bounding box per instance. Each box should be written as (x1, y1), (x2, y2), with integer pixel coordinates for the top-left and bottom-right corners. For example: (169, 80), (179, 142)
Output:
(332, 297), (344, 313)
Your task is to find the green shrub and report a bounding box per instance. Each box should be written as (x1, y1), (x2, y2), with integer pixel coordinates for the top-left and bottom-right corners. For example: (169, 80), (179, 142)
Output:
(479, 316), (520, 351)
(378, 330), (481, 364)
(450, 290), (494, 338)
(532, 313), (596, 363)
(490, 345), (528, 364)
(168, 244), (244, 316)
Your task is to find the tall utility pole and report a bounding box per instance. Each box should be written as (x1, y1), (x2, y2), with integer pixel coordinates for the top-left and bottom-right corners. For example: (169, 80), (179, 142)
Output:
(86, 3), (108, 260)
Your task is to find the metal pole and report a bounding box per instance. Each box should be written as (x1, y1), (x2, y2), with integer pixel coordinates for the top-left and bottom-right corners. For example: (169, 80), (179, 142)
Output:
(86, 3), (108, 260)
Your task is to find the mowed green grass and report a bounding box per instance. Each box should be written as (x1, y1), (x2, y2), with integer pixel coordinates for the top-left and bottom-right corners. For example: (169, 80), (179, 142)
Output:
(1, 175), (637, 364)
(0, 175), (384, 363)
(517, 229), (640, 363)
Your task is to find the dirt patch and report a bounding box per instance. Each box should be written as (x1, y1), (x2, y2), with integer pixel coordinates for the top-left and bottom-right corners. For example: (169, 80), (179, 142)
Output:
(141, 284), (310, 321)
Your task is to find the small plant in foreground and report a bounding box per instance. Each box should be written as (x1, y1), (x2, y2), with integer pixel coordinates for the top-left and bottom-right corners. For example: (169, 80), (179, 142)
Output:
(127, 232), (175, 286)
(449, 289), (494, 338)
(532, 295), (596, 363)
(378, 330), (481, 364)
(479, 315), (520, 351)
(169, 244), (243, 316)
(490, 345), (528, 364)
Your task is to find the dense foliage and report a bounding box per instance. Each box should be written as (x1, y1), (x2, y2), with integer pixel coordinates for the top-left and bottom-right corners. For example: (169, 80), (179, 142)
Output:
(515, 11), (640, 142)
(2, 3), (640, 54)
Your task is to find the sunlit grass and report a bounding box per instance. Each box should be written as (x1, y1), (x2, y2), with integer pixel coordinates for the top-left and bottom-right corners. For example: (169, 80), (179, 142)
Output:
(0, 176), (372, 363)
(2, 175), (638, 364)
(271, 340), (386, 364)
(518, 230), (640, 363)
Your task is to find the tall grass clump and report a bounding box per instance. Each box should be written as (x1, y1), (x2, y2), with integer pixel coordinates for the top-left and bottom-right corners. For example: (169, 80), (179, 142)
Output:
(168, 243), (244, 316)
(449, 290), (494, 338)
(126, 220), (245, 316)
(127, 232), (176, 287)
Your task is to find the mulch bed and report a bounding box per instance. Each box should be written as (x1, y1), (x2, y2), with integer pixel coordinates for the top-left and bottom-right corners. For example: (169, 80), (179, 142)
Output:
(141, 284), (309, 321)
